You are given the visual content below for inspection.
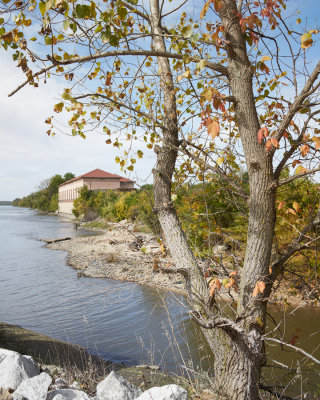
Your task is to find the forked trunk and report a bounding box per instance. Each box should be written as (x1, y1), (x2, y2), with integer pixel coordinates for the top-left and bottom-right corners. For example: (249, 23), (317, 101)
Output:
(149, 1), (275, 399)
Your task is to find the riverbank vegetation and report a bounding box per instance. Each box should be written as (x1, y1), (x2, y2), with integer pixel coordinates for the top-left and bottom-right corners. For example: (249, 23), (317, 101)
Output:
(12, 173), (75, 213)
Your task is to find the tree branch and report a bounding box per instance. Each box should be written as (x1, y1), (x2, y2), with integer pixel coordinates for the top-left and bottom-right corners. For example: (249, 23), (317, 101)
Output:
(273, 60), (320, 145)
(276, 166), (320, 187)
(264, 337), (320, 365)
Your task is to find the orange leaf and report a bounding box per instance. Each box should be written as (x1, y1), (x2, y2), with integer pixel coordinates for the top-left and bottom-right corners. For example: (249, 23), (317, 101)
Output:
(300, 144), (309, 157)
(229, 270), (238, 277)
(253, 281), (266, 297)
(271, 137), (279, 149)
(257, 128), (264, 144)
(293, 201), (301, 213)
(209, 285), (216, 297)
(216, 278), (222, 291)
(257, 281), (266, 294)
(292, 159), (301, 168)
(288, 208), (297, 216)
(265, 138), (272, 151)
(253, 283), (260, 297)
(207, 120), (220, 139)
(277, 200), (285, 210)
(214, 0), (223, 12)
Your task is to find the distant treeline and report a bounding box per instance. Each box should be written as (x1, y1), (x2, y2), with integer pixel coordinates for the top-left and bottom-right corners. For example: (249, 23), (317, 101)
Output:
(12, 173), (75, 212)
(0, 201), (12, 205)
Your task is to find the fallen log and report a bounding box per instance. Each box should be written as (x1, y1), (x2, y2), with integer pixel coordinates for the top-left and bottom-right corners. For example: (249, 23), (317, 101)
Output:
(39, 237), (72, 244)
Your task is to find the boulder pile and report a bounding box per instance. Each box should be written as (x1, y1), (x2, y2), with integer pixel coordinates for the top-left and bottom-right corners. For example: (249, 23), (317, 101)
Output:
(0, 349), (188, 400)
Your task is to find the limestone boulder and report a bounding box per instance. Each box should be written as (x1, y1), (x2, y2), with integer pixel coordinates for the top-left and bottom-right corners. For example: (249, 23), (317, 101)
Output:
(136, 385), (188, 400)
(96, 371), (142, 400)
(47, 388), (91, 400)
(0, 349), (39, 390)
(12, 372), (52, 400)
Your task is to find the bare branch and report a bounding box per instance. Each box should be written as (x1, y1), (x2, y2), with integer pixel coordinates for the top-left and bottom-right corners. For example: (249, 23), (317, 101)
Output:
(273, 60), (320, 145)
(264, 337), (320, 365)
(276, 166), (320, 187)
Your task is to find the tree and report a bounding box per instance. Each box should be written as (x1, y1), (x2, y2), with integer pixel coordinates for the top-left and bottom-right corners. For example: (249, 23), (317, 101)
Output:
(1, 0), (320, 398)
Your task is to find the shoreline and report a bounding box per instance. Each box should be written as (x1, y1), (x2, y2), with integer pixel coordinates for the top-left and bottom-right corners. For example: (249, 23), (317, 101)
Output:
(46, 221), (186, 294)
(45, 220), (320, 308)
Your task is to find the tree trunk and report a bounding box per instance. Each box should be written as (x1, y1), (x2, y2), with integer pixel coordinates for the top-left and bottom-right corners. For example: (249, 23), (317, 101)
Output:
(149, 0), (208, 304)
(149, 0), (276, 398)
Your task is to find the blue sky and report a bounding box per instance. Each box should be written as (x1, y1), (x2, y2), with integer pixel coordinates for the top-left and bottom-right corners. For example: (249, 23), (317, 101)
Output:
(0, 0), (319, 200)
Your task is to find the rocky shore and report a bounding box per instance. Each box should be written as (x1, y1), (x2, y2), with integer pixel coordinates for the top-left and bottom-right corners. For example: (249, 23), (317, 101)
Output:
(45, 221), (185, 293)
(44, 219), (320, 308)
(1, 323), (211, 400)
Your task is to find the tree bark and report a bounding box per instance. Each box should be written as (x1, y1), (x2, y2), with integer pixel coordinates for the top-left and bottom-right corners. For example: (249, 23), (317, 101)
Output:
(150, 0), (276, 398)
(149, 0), (208, 305)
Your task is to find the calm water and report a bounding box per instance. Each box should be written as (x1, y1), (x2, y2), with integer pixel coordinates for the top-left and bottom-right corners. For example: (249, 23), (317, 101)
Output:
(0, 206), (320, 395)
(0, 206), (211, 371)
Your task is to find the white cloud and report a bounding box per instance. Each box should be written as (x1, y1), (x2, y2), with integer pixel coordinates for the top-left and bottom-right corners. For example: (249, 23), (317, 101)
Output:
(0, 55), (155, 200)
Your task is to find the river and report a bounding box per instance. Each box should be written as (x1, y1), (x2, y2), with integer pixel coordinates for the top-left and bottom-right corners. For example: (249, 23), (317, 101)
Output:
(0, 206), (320, 396)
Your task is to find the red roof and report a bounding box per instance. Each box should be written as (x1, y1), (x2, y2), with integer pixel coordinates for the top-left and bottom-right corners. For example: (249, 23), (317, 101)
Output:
(59, 169), (134, 186)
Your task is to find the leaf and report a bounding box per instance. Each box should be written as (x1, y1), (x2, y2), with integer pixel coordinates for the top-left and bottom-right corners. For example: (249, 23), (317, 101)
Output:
(257, 281), (266, 294)
(216, 156), (224, 166)
(258, 126), (268, 143)
(200, 0), (211, 19)
(213, 0), (223, 12)
(253, 281), (266, 297)
(265, 138), (272, 151)
(137, 150), (143, 158)
(293, 201), (301, 213)
(301, 32), (313, 49)
(295, 165), (307, 175)
(53, 102), (64, 113)
(117, 6), (128, 20)
(207, 120), (220, 139)
(271, 137), (279, 149)
(260, 55), (271, 62)
(253, 284), (260, 297)
(225, 278), (235, 289)
(202, 88), (213, 102)
(229, 270), (237, 278)
(300, 144), (309, 157)
(39, 1), (46, 16)
(278, 200), (285, 210)
(182, 26), (193, 39)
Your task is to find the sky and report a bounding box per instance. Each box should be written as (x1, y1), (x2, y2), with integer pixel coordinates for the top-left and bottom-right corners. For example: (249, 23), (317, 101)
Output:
(0, 56), (155, 200)
(0, 0), (318, 201)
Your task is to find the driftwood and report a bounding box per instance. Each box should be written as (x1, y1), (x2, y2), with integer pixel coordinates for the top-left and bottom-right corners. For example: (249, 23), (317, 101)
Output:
(40, 237), (72, 244)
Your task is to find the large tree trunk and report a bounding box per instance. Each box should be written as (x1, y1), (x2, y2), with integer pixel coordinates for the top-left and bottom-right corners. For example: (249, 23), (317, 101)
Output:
(149, 0), (208, 304)
(149, 0), (276, 398)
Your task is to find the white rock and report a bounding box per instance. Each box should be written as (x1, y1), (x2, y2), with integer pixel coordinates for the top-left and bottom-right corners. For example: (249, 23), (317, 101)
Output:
(47, 388), (91, 400)
(135, 385), (188, 400)
(96, 371), (142, 400)
(13, 372), (52, 400)
(0, 349), (39, 390)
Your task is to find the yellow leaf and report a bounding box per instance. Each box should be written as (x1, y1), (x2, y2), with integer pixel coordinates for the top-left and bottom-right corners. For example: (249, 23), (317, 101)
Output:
(260, 56), (271, 62)
(216, 156), (224, 166)
(295, 165), (307, 175)
(177, 75), (183, 82)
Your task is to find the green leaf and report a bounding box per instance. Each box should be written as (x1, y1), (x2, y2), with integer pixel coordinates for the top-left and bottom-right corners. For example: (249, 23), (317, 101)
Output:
(0, 18), (4, 25)
(137, 150), (143, 159)
(39, 1), (46, 16)
(54, 102), (64, 113)
(44, 36), (53, 45)
(62, 19), (69, 30)
(182, 26), (193, 39)
(117, 6), (127, 20)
